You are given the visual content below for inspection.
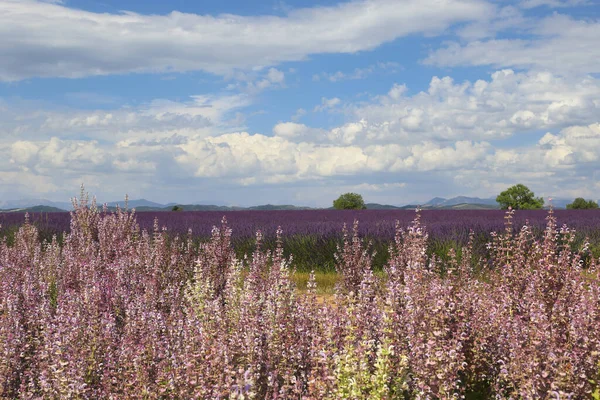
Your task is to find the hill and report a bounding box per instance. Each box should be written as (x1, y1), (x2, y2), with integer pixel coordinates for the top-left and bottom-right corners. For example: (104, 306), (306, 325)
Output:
(0, 205), (67, 213)
(9, 195), (587, 213)
(365, 203), (402, 210)
(424, 196), (498, 207)
(105, 199), (168, 209)
(0, 199), (72, 211)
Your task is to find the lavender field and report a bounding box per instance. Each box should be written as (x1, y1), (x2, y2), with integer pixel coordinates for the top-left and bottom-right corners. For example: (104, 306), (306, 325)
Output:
(1, 195), (600, 398)
(3, 207), (600, 271)
(5, 208), (600, 239)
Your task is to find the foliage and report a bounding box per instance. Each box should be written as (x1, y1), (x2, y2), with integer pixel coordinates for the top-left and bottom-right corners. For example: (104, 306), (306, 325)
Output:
(496, 183), (544, 210)
(1, 191), (600, 398)
(333, 192), (366, 210)
(567, 197), (599, 209)
(172, 205), (183, 211)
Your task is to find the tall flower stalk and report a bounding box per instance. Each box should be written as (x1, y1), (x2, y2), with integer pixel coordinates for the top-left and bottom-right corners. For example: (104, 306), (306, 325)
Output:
(0, 191), (599, 398)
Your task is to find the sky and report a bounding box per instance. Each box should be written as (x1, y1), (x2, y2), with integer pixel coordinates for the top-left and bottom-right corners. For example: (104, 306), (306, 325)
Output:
(0, 0), (599, 206)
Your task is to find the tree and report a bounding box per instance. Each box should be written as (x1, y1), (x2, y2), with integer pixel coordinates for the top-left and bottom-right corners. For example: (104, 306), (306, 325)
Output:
(566, 197), (599, 209)
(333, 193), (366, 210)
(172, 205), (183, 211)
(496, 184), (544, 210)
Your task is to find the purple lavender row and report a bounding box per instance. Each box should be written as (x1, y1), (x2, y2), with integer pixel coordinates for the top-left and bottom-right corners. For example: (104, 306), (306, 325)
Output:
(3, 209), (600, 241)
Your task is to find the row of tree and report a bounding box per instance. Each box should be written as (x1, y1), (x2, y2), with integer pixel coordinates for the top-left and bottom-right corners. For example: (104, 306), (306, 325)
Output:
(333, 185), (599, 210)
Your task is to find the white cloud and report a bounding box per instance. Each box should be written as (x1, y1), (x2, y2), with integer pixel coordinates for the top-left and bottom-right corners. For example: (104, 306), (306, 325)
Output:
(0, 0), (493, 81)
(2, 64), (600, 203)
(0, 93), (250, 143)
(0, 170), (60, 194)
(173, 132), (491, 183)
(451, 123), (600, 200)
(272, 122), (327, 140)
(425, 14), (600, 75)
(351, 182), (406, 192)
(328, 120), (369, 145)
(225, 68), (286, 93)
(313, 61), (400, 82)
(537, 123), (600, 165)
(455, 5), (528, 40)
(314, 97), (342, 112)
(9, 137), (108, 172)
(10, 141), (40, 165)
(519, 0), (590, 8)
(4, 69), (600, 191)
(291, 108), (307, 121)
(328, 70), (600, 146)
(266, 68), (285, 84)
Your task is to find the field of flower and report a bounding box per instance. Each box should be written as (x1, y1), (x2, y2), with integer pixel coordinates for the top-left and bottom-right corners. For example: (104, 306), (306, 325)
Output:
(1, 195), (600, 398)
(3, 206), (600, 271)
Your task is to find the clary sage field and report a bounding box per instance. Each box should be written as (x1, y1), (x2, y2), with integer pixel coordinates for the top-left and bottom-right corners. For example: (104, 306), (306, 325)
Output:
(1, 194), (600, 398)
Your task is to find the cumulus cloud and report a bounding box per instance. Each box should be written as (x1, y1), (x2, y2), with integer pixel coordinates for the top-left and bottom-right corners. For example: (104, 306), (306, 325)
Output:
(3, 69), (600, 191)
(2, 64), (599, 203)
(4, 131), (494, 194)
(272, 122), (328, 141)
(0, 0), (493, 81)
(449, 122), (600, 198)
(326, 70), (600, 146)
(10, 137), (107, 169)
(537, 123), (600, 166)
(172, 132), (492, 183)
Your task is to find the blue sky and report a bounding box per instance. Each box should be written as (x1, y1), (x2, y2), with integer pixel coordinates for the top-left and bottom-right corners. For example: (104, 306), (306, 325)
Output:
(0, 0), (599, 206)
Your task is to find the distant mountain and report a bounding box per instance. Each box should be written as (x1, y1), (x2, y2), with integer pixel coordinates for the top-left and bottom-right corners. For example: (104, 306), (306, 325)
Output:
(447, 196), (497, 206)
(367, 202), (498, 210)
(544, 198), (574, 209)
(104, 203), (317, 212)
(397, 203), (498, 210)
(421, 196), (585, 210)
(105, 199), (167, 209)
(0, 199), (72, 211)
(424, 196), (498, 207)
(0, 205), (67, 213)
(169, 204), (245, 211)
(248, 204), (314, 211)
(170, 204), (314, 211)
(446, 203), (498, 210)
(365, 203), (402, 210)
(3, 195), (585, 214)
(103, 200), (316, 211)
(424, 197), (447, 206)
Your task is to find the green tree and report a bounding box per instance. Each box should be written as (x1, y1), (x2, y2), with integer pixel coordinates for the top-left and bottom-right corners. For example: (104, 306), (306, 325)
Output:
(496, 184), (544, 210)
(333, 193), (366, 210)
(566, 197), (599, 209)
(172, 205), (183, 211)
